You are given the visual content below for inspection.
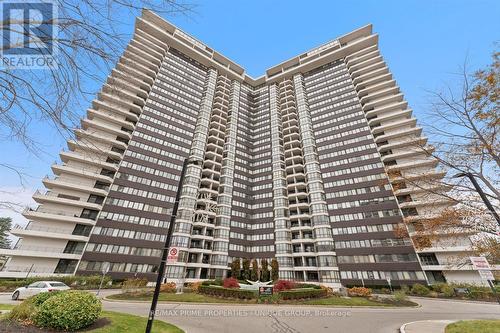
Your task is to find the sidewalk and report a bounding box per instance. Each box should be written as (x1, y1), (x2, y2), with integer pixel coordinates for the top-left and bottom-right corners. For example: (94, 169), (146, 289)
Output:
(400, 320), (456, 333)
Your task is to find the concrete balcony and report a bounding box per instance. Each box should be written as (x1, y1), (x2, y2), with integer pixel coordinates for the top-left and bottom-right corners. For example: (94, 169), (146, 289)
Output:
(110, 68), (152, 92)
(385, 158), (438, 172)
(59, 151), (119, 171)
(67, 139), (122, 161)
(51, 164), (113, 183)
(394, 184), (451, 196)
(73, 129), (128, 151)
(374, 126), (423, 143)
(345, 45), (378, 65)
(22, 208), (96, 226)
(356, 79), (397, 98)
(365, 100), (408, 118)
(350, 60), (386, 79)
(363, 93), (404, 111)
(348, 55), (383, 74)
(389, 170), (446, 184)
(398, 198), (453, 209)
(32, 191), (102, 210)
(115, 62), (154, 86)
(87, 108), (136, 131)
(377, 136), (427, 152)
(355, 73), (393, 92)
(98, 91), (143, 115)
(381, 147), (432, 162)
(92, 97), (141, 121)
(2, 247), (81, 260)
(368, 109), (412, 127)
(359, 86), (400, 105)
(81, 118), (132, 139)
(352, 66), (389, 86)
(10, 224), (88, 241)
(418, 245), (473, 254)
(371, 118), (417, 135)
(42, 177), (108, 196)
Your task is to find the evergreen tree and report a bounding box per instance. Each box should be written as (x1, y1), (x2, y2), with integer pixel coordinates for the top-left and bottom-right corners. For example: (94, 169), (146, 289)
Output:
(242, 258), (251, 280)
(260, 258), (270, 282)
(271, 258), (279, 281)
(230, 258), (241, 279)
(0, 217), (12, 249)
(251, 259), (259, 281)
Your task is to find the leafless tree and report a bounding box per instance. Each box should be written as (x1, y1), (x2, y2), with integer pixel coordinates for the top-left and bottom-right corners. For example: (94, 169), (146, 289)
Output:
(0, 0), (194, 206)
(395, 51), (499, 252)
(404, 51), (498, 210)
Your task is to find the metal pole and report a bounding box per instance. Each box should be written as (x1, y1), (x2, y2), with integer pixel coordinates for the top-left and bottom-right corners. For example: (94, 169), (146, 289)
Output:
(455, 172), (500, 226)
(25, 263), (34, 279)
(486, 280), (500, 305)
(146, 158), (189, 333)
(97, 272), (105, 297)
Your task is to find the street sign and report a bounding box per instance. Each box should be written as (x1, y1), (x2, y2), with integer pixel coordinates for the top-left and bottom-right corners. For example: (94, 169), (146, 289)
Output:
(259, 286), (273, 296)
(478, 270), (495, 281)
(167, 247), (179, 263)
(470, 256), (491, 270)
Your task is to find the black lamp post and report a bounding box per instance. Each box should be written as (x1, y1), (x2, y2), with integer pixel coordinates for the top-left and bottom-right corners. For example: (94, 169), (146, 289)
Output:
(145, 158), (190, 333)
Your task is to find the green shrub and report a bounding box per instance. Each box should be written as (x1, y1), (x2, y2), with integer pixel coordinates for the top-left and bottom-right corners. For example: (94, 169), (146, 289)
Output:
(8, 297), (36, 322)
(122, 278), (148, 289)
(201, 279), (223, 286)
(32, 291), (101, 331)
(440, 284), (455, 297)
(31, 291), (62, 306)
(279, 288), (327, 300)
(393, 290), (409, 302)
(411, 283), (430, 296)
(400, 285), (410, 294)
(199, 285), (256, 299)
(295, 283), (322, 289)
(0, 275), (113, 291)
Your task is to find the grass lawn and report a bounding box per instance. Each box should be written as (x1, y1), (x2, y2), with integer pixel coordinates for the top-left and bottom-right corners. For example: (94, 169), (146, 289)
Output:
(108, 292), (416, 307)
(110, 292), (253, 304)
(445, 320), (500, 333)
(93, 311), (183, 333)
(0, 304), (14, 310)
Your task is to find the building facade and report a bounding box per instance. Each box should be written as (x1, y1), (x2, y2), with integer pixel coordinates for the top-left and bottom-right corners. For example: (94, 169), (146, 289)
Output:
(2, 10), (485, 286)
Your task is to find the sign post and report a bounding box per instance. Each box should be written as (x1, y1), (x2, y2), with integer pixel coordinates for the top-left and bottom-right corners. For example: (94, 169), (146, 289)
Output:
(96, 262), (110, 297)
(470, 256), (499, 305)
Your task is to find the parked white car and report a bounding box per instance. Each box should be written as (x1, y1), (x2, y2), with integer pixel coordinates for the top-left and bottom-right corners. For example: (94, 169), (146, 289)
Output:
(11, 281), (70, 300)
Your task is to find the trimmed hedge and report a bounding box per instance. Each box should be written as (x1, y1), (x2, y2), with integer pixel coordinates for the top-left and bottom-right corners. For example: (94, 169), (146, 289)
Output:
(32, 291), (102, 331)
(201, 278), (223, 286)
(199, 285), (256, 299)
(279, 288), (327, 300)
(294, 283), (322, 290)
(0, 275), (113, 292)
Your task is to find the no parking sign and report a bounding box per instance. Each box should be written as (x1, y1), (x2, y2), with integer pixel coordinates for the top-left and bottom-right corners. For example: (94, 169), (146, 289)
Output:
(167, 247), (179, 263)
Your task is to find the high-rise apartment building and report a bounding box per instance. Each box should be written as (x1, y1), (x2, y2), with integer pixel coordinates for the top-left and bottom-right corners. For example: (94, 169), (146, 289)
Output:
(2, 10), (484, 286)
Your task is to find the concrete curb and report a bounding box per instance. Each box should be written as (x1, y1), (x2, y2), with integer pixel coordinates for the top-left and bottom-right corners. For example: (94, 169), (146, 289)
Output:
(400, 320), (456, 333)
